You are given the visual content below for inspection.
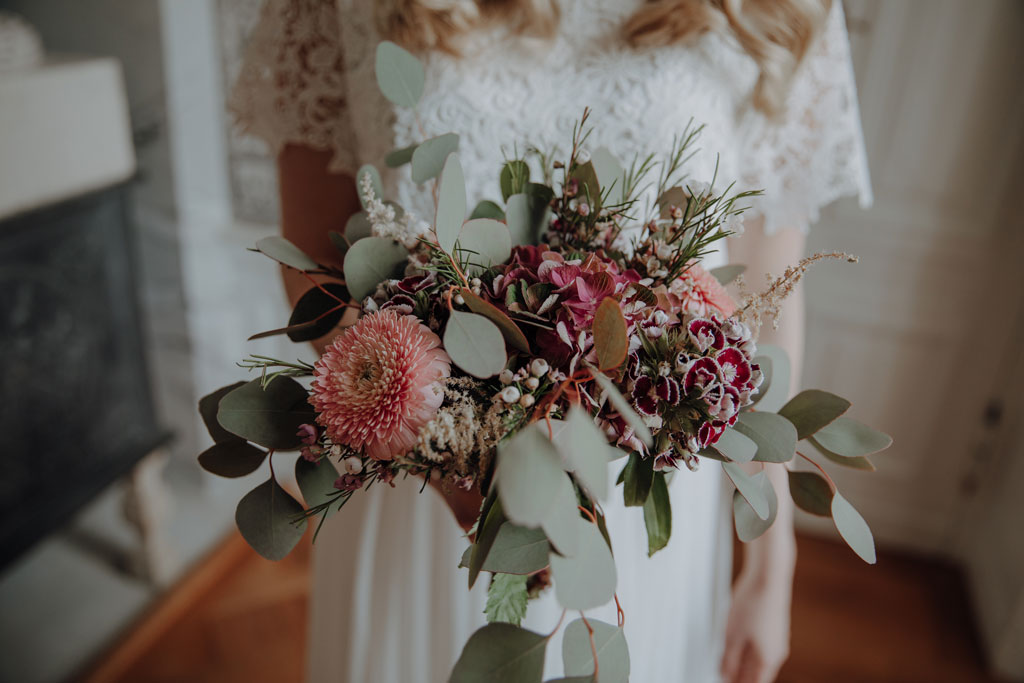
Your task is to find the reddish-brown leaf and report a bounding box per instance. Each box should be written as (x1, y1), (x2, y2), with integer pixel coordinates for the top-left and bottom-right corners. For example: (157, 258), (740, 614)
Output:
(593, 297), (628, 371)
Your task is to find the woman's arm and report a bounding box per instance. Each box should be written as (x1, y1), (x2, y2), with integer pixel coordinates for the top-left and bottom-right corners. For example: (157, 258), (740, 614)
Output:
(720, 220), (804, 683)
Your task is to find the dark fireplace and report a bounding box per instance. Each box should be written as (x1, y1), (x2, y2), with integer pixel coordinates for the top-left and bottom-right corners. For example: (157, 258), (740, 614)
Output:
(0, 184), (169, 569)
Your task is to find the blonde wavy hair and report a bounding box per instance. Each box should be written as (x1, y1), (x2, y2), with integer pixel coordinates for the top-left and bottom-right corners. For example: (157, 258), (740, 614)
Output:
(378, 0), (832, 116)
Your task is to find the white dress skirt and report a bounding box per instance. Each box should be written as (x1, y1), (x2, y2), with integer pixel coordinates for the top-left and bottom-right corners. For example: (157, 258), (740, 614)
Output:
(229, 0), (871, 680)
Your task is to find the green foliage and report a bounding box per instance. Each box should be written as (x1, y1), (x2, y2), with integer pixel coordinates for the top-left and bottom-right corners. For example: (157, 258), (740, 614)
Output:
(713, 427), (757, 464)
(345, 211), (373, 242)
(285, 283), (350, 342)
(569, 160), (602, 210)
(541, 474), (584, 557)
(435, 153), (467, 253)
(722, 461), (770, 520)
(562, 618), (630, 683)
(621, 452), (654, 507)
(461, 522), (550, 576)
(459, 289), (530, 353)
(374, 41), (424, 108)
(328, 230), (348, 257)
(500, 160), (530, 201)
(412, 133), (460, 183)
(449, 623), (547, 683)
(813, 416), (893, 458)
(235, 478), (306, 561)
(732, 472), (778, 542)
(832, 493), (876, 564)
(549, 521), (617, 610)
(385, 143), (417, 168)
(808, 437), (877, 471)
(199, 382), (246, 443)
(750, 344), (790, 412)
(643, 472), (672, 556)
(505, 192), (549, 247)
(470, 200), (505, 221)
(198, 440), (267, 478)
(495, 425), (566, 527)
(467, 492), (506, 589)
(592, 297), (628, 371)
(590, 147), (625, 207)
(294, 456), (340, 513)
(787, 470), (833, 516)
(216, 377), (314, 450)
(778, 389), (851, 440)
(343, 236), (409, 301)
(710, 264), (746, 286)
(733, 412), (798, 463)
(485, 573), (529, 626)
(255, 236), (318, 271)
(458, 218), (512, 275)
(444, 310), (507, 378)
(589, 369), (653, 447)
(552, 406), (613, 500)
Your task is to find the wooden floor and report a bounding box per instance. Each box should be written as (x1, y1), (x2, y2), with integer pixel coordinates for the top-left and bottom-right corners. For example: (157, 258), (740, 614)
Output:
(82, 532), (1000, 683)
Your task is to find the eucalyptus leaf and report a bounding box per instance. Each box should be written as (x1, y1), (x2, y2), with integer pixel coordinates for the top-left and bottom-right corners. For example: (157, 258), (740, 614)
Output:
(385, 143), (418, 168)
(832, 493), (877, 564)
(328, 230), (348, 257)
(444, 310), (507, 378)
(808, 437), (877, 471)
(286, 283), (350, 342)
(591, 147), (625, 207)
(621, 451), (654, 507)
(505, 192), (549, 247)
(733, 472), (778, 542)
(449, 623), (548, 683)
(710, 264), (746, 286)
(198, 440), (267, 478)
(467, 493), (506, 589)
(356, 164), (384, 209)
(412, 133), (460, 183)
(345, 211), (373, 243)
(458, 218), (512, 274)
(471, 199), (505, 220)
(500, 160), (530, 202)
(485, 573), (529, 626)
(459, 289), (530, 353)
(375, 41), (424, 108)
(562, 618), (630, 683)
(814, 417), (893, 457)
(787, 470), (833, 517)
(750, 344), (790, 412)
(713, 427), (757, 464)
(553, 406), (611, 499)
(256, 236), (318, 271)
(435, 153), (467, 253)
(778, 389), (851, 440)
(734, 411), (797, 463)
(643, 472), (672, 556)
(199, 382), (246, 443)
(295, 457), (340, 513)
(496, 425), (565, 527)
(461, 522), (550, 575)
(722, 461), (770, 520)
(343, 236), (409, 301)
(217, 377), (314, 450)
(592, 297), (628, 371)
(542, 477), (585, 558)
(235, 478), (306, 562)
(550, 521), (617, 610)
(589, 369), (653, 447)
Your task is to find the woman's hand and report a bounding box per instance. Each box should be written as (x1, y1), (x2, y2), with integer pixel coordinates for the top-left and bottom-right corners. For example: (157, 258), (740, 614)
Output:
(720, 563), (794, 683)
(428, 478), (484, 533)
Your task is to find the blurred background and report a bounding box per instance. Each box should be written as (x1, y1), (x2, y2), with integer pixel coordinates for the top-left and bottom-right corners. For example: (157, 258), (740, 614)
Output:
(0, 1), (1021, 681)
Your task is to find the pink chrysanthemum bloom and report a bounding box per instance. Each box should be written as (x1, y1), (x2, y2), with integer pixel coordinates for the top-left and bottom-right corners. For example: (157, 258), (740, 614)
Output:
(668, 264), (736, 317)
(310, 309), (450, 461)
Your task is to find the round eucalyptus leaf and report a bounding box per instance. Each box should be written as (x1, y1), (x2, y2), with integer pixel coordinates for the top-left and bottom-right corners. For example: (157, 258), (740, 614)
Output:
(470, 199), (505, 220)
(591, 146), (625, 206)
(787, 470), (834, 517)
(722, 461), (770, 520)
(495, 425), (565, 527)
(295, 457), (340, 513)
(552, 406), (611, 499)
(217, 377), (314, 450)
(459, 522), (550, 575)
(733, 472), (778, 542)
(345, 211), (373, 242)
(386, 143), (418, 168)
(435, 153), (467, 253)
(235, 478), (306, 561)
(505, 193), (549, 247)
(808, 437), (877, 471)
(256, 236), (318, 271)
(562, 617), (630, 683)
(411, 133), (460, 183)
(444, 310), (506, 378)
(734, 411), (798, 463)
(460, 288), (530, 353)
(550, 520), (617, 610)
(500, 160), (530, 201)
(713, 427), (757, 464)
(814, 416), (892, 457)
(286, 283), (350, 342)
(198, 440), (267, 478)
(458, 218), (511, 274)
(832, 492), (877, 564)
(449, 623), (547, 683)
(778, 389), (851, 440)
(356, 164), (384, 209)
(199, 382), (246, 443)
(343, 236), (409, 301)
(750, 344), (790, 412)
(541, 473), (583, 557)
(374, 41), (424, 108)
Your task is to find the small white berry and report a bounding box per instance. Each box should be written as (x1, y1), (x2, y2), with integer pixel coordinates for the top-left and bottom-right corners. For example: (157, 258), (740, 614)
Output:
(343, 456), (363, 475)
(499, 369), (515, 385)
(525, 376), (540, 390)
(454, 294), (465, 305)
(519, 394), (536, 408)
(500, 386), (521, 404)
(530, 358), (549, 377)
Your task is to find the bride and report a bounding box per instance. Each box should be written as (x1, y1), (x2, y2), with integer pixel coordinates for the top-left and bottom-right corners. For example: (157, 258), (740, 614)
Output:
(230, 1), (871, 681)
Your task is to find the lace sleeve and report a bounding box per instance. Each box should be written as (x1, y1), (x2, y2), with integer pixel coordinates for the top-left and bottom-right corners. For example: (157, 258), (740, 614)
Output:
(740, 1), (872, 233)
(228, 0), (357, 173)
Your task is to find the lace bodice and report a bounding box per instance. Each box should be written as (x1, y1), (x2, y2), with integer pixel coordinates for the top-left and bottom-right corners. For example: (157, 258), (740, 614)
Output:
(230, 0), (871, 233)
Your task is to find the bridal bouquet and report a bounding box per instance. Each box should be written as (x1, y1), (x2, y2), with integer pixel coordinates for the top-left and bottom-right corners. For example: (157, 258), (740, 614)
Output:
(197, 42), (891, 681)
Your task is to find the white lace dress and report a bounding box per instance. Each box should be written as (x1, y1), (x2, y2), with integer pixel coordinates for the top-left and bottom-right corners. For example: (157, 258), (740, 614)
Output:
(230, 2), (871, 681)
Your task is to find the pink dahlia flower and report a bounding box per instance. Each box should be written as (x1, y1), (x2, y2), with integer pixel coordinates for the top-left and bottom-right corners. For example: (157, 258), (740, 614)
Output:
(310, 309), (450, 461)
(668, 264), (736, 317)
